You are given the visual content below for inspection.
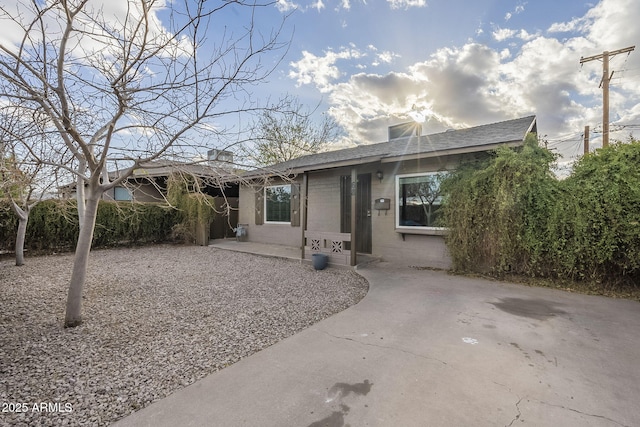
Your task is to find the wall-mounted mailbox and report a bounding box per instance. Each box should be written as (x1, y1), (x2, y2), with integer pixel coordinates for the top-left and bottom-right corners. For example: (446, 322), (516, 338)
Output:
(374, 198), (390, 211)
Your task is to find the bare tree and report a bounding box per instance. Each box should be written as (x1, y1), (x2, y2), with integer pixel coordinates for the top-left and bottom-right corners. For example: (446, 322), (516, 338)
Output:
(0, 0), (289, 327)
(0, 106), (66, 266)
(246, 97), (341, 166)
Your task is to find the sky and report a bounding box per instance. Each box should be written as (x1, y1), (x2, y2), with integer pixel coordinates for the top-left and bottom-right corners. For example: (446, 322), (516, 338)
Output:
(251, 0), (640, 163)
(1, 0), (639, 167)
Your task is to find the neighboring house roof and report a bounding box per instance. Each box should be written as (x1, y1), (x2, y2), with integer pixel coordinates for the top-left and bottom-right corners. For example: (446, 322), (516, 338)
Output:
(58, 159), (238, 192)
(247, 115), (536, 176)
(129, 159), (234, 179)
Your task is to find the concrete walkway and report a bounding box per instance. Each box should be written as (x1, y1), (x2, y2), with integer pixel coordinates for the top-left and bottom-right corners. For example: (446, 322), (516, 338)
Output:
(209, 239), (302, 261)
(114, 262), (640, 427)
(208, 239), (379, 268)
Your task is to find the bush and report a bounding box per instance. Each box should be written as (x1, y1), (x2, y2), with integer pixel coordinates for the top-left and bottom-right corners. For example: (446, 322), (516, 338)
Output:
(167, 174), (216, 244)
(441, 133), (558, 275)
(0, 199), (182, 253)
(441, 135), (640, 289)
(0, 202), (15, 250)
(546, 140), (640, 283)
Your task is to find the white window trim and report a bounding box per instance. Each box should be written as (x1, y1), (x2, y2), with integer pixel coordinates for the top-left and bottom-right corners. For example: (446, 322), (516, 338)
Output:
(264, 184), (292, 224)
(395, 172), (447, 233)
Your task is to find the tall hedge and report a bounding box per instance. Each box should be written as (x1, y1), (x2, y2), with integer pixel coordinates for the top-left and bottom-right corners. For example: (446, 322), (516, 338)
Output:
(1, 173), (217, 253)
(441, 135), (640, 288)
(440, 133), (558, 275)
(545, 140), (640, 282)
(0, 199), (181, 253)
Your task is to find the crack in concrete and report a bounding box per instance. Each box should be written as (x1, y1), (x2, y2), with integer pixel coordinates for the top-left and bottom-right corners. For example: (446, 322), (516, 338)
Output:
(319, 330), (448, 366)
(531, 398), (631, 427)
(492, 381), (522, 427)
(506, 397), (523, 427)
(492, 381), (630, 427)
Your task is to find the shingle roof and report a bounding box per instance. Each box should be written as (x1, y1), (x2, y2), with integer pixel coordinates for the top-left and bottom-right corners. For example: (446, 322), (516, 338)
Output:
(251, 115), (536, 175)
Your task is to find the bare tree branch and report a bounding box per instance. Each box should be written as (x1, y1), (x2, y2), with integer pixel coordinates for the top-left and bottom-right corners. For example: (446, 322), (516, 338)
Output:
(0, 0), (291, 326)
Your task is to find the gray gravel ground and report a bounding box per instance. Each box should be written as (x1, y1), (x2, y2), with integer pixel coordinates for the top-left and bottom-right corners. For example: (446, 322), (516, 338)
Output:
(0, 245), (368, 427)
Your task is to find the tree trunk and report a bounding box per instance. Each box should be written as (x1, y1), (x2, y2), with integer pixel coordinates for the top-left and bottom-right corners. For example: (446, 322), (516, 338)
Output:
(15, 216), (27, 266)
(10, 201), (29, 267)
(77, 158), (86, 229)
(64, 190), (100, 328)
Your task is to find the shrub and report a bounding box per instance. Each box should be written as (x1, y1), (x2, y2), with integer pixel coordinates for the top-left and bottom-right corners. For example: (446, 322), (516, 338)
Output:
(0, 198), (181, 253)
(441, 134), (640, 289)
(440, 133), (558, 276)
(167, 174), (216, 244)
(546, 140), (640, 284)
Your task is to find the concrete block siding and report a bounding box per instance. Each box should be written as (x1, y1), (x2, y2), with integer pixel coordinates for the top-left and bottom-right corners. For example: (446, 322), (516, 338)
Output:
(238, 178), (302, 248)
(237, 116), (537, 269)
(239, 156), (469, 269)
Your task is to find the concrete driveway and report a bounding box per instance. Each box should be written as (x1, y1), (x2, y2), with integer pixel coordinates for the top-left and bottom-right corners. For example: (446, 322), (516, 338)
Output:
(114, 262), (640, 427)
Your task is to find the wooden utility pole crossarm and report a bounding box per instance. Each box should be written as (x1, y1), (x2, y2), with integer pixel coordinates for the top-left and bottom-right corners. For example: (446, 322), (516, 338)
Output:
(580, 45), (635, 147)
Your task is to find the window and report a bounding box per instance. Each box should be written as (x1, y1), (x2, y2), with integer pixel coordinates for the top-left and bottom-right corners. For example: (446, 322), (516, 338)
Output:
(265, 185), (291, 223)
(114, 186), (132, 201)
(396, 172), (446, 229)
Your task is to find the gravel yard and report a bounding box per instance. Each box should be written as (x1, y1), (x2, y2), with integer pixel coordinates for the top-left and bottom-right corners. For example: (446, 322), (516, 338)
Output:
(0, 245), (368, 427)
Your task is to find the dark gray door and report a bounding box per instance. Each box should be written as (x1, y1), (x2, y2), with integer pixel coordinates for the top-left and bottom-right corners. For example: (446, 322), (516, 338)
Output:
(340, 173), (372, 254)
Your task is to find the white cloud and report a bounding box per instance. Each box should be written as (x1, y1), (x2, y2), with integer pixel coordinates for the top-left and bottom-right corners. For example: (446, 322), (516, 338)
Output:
(276, 0), (298, 12)
(377, 51), (396, 63)
(548, 18), (584, 33)
(289, 47), (365, 92)
(504, 3), (526, 23)
(387, 0), (427, 10)
(493, 28), (517, 41)
(311, 0), (325, 12)
(373, 51), (400, 66)
(289, 0), (640, 156)
(493, 27), (539, 42)
(0, 0), (192, 60)
(341, 0), (351, 10)
(517, 29), (539, 41)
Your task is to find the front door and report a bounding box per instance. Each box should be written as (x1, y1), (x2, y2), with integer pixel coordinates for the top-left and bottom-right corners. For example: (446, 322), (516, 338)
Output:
(340, 173), (372, 254)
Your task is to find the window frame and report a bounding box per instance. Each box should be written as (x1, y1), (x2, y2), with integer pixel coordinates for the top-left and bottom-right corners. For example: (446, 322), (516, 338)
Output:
(395, 172), (447, 233)
(264, 184), (292, 224)
(113, 186), (133, 201)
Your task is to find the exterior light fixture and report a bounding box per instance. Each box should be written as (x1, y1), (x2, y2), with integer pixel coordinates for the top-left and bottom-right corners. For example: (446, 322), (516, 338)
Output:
(376, 170), (384, 182)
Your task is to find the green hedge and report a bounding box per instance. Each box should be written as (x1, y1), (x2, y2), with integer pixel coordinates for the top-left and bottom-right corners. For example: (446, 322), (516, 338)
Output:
(545, 140), (640, 282)
(441, 135), (640, 288)
(0, 199), (181, 253)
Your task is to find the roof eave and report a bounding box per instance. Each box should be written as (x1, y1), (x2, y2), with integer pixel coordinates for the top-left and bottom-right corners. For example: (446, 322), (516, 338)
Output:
(294, 154), (385, 173)
(380, 140), (524, 163)
(240, 154), (386, 178)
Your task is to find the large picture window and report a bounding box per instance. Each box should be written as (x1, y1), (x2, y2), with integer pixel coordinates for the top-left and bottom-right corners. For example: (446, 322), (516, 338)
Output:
(265, 184), (291, 223)
(396, 172), (446, 229)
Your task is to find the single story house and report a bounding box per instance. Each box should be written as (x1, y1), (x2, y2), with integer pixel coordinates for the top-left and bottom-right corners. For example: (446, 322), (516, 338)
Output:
(59, 154), (241, 240)
(238, 115), (537, 269)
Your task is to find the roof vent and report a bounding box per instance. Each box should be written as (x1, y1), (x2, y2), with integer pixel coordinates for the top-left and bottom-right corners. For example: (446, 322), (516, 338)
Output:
(207, 149), (234, 169)
(207, 148), (233, 164)
(388, 122), (422, 140)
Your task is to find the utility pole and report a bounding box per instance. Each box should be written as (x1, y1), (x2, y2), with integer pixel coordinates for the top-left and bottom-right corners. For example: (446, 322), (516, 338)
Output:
(584, 125), (590, 155)
(580, 45), (635, 147)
